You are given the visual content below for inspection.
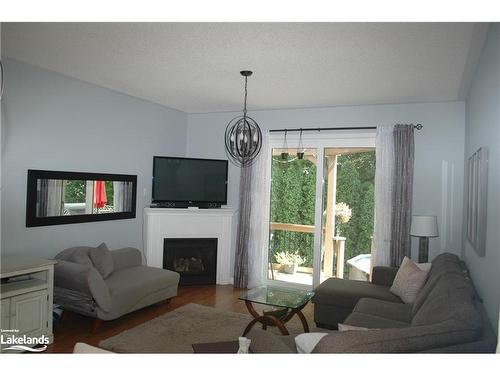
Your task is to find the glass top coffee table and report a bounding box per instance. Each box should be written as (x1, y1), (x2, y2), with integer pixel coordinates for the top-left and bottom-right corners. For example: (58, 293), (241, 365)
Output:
(239, 286), (314, 336)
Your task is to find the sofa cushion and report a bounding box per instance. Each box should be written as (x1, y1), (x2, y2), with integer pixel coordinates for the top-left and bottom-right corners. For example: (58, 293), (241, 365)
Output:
(412, 274), (478, 327)
(344, 311), (411, 329)
(89, 243), (114, 279)
(312, 319), (481, 353)
(312, 278), (401, 308)
(105, 266), (179, 313)
(353, 298), (412, 323)
(412, 256), (465, 315)
(390, 257), (429, 304)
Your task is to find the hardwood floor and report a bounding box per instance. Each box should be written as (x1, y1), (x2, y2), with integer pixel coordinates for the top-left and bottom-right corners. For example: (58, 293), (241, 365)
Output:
(47, 285), (315, 353)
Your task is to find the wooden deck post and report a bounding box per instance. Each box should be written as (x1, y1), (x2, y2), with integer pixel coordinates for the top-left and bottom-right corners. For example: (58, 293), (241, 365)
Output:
(334, 236), (346, 279)
(323, 155), (338, 277)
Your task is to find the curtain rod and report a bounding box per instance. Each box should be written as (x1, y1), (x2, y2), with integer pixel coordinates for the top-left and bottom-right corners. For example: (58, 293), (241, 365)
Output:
(268, 124), (423, 133)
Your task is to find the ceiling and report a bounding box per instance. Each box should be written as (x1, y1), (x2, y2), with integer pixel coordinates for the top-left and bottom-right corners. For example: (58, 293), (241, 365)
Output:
(2, 22), (490, 113)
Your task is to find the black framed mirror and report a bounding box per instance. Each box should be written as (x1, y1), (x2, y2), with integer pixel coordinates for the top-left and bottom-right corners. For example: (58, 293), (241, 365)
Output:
(26, 169), (137, 227)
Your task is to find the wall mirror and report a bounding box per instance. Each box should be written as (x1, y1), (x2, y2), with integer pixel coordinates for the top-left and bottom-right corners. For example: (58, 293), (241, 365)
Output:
(465, 147), (488, 257)
(26, 169), (137, 227)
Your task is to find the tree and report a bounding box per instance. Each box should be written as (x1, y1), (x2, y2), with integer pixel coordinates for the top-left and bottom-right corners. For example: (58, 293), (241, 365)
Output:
(269, 151), (376, 273)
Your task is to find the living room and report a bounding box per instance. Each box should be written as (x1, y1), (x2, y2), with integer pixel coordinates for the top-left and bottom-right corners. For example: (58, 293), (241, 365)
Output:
(1, 1), (499, 373)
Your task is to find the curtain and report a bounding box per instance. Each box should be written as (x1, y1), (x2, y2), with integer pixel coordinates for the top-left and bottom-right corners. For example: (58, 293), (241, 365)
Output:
(373, 125), (394, 267)
(390, 124), (415, 267)
(233, 165), (253, 288)
(113, 181), (133, 212)
(233, 131), (270, 288)
(37, 179), (63, 217)
(247, 132), (270, 288)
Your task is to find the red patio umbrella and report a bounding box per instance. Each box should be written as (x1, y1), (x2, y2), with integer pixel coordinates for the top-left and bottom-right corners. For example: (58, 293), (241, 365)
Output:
(93, 181), (107, 209)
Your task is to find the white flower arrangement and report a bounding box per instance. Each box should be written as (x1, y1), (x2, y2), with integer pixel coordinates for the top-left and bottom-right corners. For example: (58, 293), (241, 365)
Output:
(275, 251), (305, 266)
(335, 202), (352, 224)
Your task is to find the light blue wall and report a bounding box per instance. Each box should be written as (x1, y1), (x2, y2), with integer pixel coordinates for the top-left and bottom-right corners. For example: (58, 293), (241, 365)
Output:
(464, 24), (500, 333)
(187, 101), (466, 262)
(1, 59), (187, 258)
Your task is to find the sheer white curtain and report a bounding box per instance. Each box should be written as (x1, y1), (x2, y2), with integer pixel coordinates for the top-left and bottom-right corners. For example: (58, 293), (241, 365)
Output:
(247, 131), (271, 288)
(372, 125), (394, 267)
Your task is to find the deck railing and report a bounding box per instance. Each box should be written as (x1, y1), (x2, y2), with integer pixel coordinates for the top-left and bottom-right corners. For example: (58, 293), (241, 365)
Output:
(270, 222), (346, 278)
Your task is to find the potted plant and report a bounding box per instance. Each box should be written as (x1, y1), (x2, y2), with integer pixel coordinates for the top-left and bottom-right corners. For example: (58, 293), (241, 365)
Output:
(275, 251), (305, 274)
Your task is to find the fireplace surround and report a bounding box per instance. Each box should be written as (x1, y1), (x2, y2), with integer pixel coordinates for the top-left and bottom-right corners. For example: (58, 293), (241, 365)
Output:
(144, 207), (235, 284)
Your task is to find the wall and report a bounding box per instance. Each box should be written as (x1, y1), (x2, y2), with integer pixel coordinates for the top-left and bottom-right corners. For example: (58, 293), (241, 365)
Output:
(464, 24), (500, 332)
(1, 59), (187, 258)
(187, 101), (466, 262)
(0, 23), (3, 255)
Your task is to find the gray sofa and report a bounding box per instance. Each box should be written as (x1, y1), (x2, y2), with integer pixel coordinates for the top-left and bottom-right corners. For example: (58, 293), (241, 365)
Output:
(248, 253), (497, 353)
(54, 244), (180, 322)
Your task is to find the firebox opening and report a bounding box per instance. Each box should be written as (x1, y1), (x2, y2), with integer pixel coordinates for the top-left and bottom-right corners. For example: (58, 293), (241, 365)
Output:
(163, 238), (217, 285)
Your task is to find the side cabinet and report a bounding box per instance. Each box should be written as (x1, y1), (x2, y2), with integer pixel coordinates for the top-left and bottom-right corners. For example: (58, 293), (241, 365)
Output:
(1, 298), (10, 330)
(10, 290), (48, 337)
(0, 256), (56, 352)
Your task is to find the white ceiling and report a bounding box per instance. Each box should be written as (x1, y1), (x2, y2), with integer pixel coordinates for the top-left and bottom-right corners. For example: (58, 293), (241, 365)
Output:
(2, 22), (490, 113)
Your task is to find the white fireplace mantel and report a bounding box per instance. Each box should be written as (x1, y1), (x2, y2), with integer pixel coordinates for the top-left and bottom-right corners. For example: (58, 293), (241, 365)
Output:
(143, 207), (236, 285)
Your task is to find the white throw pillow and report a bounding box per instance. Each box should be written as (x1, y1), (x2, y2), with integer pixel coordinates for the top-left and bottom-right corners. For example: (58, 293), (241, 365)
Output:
(390, 256), (429, 304)
(338, 323), (373, 332)
(295, 333), (328, 354)
(415, 262), (432, 272)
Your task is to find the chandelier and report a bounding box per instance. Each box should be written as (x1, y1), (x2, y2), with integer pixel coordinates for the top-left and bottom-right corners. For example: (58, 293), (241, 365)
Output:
(224, 71), (262, 167)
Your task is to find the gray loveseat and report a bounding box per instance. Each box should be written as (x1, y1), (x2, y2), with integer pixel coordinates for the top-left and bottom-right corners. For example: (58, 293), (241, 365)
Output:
(248, 253), (497, 353)
(54, 244), (180, 323)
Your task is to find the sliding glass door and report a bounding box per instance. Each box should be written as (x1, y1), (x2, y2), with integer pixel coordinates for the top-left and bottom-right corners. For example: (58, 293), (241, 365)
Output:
(265, 131), (376, 289)
(268, 146), (318, 287)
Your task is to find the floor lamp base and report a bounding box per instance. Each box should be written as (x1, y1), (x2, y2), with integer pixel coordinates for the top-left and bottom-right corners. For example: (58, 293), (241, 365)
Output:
(418, 237), (429, 263)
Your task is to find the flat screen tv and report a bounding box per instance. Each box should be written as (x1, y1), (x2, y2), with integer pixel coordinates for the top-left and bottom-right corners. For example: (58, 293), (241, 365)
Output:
(152, 156), (228, 208)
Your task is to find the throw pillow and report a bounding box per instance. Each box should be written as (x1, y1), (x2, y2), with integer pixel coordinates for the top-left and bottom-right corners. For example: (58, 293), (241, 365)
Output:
(89, 242), (114, 279)
(295, 332), (328, 354)
(338, 323), (373, 332)
(390, 256), (429, 303)
(416, 262), (432, 272)
(70, 251), (93, 265)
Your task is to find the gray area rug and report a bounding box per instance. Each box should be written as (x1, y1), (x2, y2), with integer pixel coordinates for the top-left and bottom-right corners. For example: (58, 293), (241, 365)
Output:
(99, 303), (307, 353)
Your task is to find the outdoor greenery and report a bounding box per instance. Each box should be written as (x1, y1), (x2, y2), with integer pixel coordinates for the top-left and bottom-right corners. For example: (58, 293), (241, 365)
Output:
(269, 151), (375, 276)
(64, 180), (114, 205)
(270, 157), (317, 267)
(336, 152), (375, 275)
(65, 180), (86, 203)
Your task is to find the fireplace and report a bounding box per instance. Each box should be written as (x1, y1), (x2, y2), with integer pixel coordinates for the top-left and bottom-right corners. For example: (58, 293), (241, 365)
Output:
(163, 238), (217, 285)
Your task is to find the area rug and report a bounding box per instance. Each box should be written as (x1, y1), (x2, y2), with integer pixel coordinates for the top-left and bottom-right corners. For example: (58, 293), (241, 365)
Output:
(99, 303), (307, 353)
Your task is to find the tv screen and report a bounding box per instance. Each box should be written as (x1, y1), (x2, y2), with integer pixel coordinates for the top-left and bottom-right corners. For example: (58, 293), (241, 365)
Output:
(152, 156), (228, 205)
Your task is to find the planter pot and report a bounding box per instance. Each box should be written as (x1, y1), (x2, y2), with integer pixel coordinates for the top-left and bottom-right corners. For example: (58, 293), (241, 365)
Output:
(282, 264), (298, 274)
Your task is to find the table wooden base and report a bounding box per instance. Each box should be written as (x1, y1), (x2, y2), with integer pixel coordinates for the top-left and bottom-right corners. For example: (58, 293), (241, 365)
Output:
(242, 300), (310, 336)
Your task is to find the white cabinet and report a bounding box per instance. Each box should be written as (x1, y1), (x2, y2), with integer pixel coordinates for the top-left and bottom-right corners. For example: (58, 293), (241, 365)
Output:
(1, 298), (10, 330)
(0, 256), (56, 352)
(9, 290), (48, 337)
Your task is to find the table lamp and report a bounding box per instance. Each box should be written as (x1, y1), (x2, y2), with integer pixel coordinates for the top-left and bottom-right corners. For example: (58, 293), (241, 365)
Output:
(410, 215), (439, 263)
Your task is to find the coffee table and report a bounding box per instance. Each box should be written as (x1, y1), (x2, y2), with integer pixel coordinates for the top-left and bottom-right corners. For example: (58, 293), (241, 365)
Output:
(239, 286), (314, 336)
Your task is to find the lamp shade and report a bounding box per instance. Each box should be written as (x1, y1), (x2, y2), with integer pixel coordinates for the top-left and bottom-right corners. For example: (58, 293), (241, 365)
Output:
(410, 215), (439, 237)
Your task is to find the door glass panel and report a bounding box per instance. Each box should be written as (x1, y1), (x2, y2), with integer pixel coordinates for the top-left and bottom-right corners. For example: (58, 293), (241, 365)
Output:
(320, 148), (376, 282)
(268, 147), (317, 286)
